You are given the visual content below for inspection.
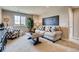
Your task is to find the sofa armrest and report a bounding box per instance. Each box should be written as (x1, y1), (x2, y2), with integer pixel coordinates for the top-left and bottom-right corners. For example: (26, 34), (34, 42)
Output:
(54, 31), (63, 38)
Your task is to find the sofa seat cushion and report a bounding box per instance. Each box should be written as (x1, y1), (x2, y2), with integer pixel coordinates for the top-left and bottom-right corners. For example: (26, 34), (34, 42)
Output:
(44, 31), (62, 40)
(35, 30), (45, 34)
(44, 31), (62, 38)
(44, 32), (56, 37)
(35, 30), (41, 33)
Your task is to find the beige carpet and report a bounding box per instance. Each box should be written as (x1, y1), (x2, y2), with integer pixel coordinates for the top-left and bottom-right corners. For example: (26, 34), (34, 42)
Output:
(3, 34), (79, 52)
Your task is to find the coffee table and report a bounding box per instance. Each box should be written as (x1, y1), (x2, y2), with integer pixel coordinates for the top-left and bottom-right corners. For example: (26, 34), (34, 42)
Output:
(28, 33), (43, 45)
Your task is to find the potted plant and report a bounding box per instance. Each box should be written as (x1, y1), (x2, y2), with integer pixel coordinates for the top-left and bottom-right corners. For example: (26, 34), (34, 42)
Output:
(26, 18), (34, 32)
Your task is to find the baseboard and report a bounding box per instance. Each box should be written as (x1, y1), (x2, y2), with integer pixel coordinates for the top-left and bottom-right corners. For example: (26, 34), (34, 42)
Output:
(69, 39), (79, 45)
(73, 37), (79, 40)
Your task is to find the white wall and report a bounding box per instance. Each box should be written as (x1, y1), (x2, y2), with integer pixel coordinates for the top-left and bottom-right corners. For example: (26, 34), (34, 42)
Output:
(42, 7), (69, 27)
(68, 8), (74, 40)
(0, 8), (2, 24)
(2, 10), (32, 26)
(73, 9), (79, 39)
(41, 7), (69, 39)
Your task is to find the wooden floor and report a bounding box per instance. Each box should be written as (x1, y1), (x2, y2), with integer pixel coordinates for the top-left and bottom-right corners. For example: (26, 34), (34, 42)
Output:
(3, 34), (79, 52)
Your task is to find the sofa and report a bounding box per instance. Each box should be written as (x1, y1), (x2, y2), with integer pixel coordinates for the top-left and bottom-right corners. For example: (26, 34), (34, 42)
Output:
(6, 29), (20, 39)
(35, 26), (63, 42)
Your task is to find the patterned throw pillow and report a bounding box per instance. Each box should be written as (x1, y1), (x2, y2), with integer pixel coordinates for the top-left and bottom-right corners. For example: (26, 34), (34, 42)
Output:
(50, 26), (56, 32)
(55, 26), (61, 31)
(38, 26), (44, 30)
(38, 26), (42, 30)
(42, 26), (45, 30)
(45, 26), (50, 32)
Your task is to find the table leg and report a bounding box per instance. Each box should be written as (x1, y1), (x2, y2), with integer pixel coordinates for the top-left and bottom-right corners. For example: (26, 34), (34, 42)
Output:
(33, 37), (41, 45)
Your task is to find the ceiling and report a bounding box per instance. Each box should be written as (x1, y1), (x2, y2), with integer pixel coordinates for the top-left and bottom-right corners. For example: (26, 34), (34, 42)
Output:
(0, 6), (79, 15)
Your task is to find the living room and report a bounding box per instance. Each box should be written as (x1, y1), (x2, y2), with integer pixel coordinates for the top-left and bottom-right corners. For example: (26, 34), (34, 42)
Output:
(0, 6), (79, 52)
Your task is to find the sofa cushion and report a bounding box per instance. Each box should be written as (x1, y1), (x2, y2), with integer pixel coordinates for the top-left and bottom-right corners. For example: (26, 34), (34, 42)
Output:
(44, 31), (62, 37)
(35, 30), (45, 35)
(38, 26), (44, 30)
(50, 26), (56, 32)
(55, 26), (61, 31)
(45, 26), (50, 32)
(44, 32), (56, 37)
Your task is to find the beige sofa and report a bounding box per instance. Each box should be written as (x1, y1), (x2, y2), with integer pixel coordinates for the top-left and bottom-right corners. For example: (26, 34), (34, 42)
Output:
(35, 26), (63, 42)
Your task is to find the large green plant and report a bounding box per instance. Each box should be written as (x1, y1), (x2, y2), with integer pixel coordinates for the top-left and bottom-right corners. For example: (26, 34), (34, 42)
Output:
(26, 18), (34, 30)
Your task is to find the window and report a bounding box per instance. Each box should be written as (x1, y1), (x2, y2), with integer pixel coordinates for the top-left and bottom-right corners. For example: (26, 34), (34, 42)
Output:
(14, 15), (20, 25)
(21, 16), (26, 25)
(14, 15), (26, 26)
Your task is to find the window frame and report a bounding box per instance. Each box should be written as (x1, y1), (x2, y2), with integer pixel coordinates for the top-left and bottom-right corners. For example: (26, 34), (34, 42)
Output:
(14, 15), (26, 26)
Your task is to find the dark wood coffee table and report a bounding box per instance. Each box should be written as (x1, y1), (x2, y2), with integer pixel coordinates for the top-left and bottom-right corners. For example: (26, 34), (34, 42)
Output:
(28, 33), (43, 45)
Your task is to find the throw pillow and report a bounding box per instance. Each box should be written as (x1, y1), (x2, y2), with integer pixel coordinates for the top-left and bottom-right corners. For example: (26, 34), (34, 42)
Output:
(50, 26), (56, 32)
(45, 26), (50, 32)
(55, 26), (61, 31)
